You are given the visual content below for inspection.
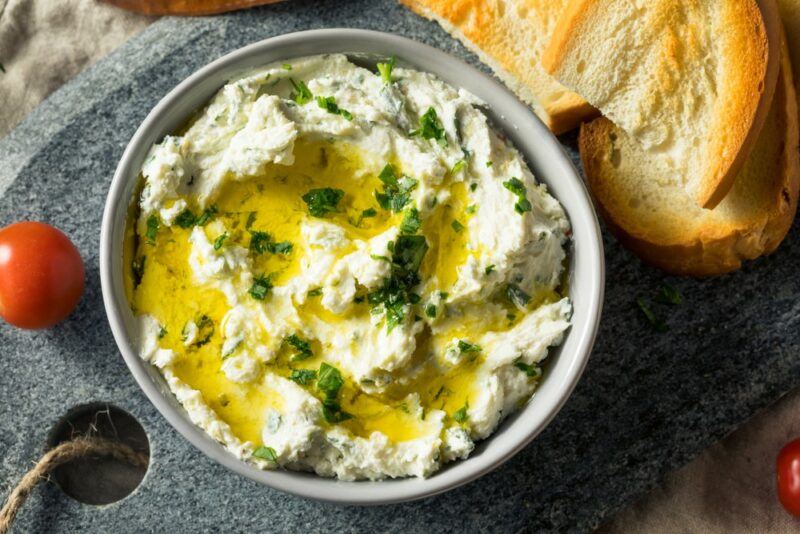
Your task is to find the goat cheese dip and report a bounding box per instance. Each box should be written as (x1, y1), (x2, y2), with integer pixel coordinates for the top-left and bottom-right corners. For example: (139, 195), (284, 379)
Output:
(125, 54), (572, 480)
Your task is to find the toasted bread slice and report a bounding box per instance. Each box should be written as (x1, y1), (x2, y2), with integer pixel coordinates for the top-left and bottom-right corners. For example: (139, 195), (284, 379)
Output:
(544, 0), (781, 209)
(399, 0), (597, 134)
(579, 41), (798, 276)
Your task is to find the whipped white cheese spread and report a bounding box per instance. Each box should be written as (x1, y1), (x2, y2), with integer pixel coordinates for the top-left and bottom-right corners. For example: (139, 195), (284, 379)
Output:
(126, 54), (572, 480)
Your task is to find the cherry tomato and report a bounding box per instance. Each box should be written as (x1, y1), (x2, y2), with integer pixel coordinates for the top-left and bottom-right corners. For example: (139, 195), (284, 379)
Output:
(777, 438), (800, 516)
(0, 222), (84, 329)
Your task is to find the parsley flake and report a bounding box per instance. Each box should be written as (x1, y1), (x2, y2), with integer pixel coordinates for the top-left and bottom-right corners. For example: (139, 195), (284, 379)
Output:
(145, 214), (159, 245)
(636, 297), (668, 332)
(286, 333), (313, 361)
(376, 56), (395, 83)
(451, 219), (465, 233)
(289, 369), (317, 385)
(656, 284), (682, 305)
(196, 205), (218, 226)
(425, 304), (437, 318)
(252, 446), (278, 462)
(281, 63), (292, 70)
(457, 340), (482, 354)
(485, 264), (496, 275)
(514, 360), (542, 378)
(502, 177), (532, 214)
(375, 164), (417, 212)
(367, 235), (429, 332)
(506, 283), (531, 309)
(316, 95), (353, 121)
(249, 274), (273, 300)
(289, 78), (313, 104)
(302, 187), (344, 217)
(213, 233), (228, 250)
(175, 210), (197, 229)
(453, 403), (469, 423)
(400, 207), (421, 235)
(410, 107), (446, 146)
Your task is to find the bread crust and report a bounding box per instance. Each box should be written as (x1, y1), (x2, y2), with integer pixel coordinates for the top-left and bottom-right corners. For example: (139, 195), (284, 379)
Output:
(544, 0), (782, 210)
(579, 38), (798, 277)
(399, 0), (596, 134)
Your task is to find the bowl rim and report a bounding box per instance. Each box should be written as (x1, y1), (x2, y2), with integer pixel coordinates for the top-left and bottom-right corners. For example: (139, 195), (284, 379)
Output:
(100, 28), (604, 505)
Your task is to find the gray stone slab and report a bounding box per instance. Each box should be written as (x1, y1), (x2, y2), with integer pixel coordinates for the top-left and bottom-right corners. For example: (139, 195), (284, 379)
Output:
(1, 0), (799, 532)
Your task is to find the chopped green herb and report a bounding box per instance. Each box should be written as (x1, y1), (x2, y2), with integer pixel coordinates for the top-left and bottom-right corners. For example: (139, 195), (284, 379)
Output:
(289, 369), (317, 385)
(289, 78), (313, 104)
(131, 256), (146, 287)
(465, 204), (477, 215)
(0, 63), (5, 74)
(249, 274), (273, 300)
(410, 107), (446, 145)
(453, 403), (469, 423)
(317, 363), (344, 398)
(457, 340), (481, 354)
(157, 326), (167, 339)
(213, 233), (228, 250)
(366, 235), (429, 332)
(196, 205), (218, 226)
(175, 210), (197, 228)
(321, 398), (353, 423)
(145, 214), (159, 245)
(656, 284), (682, 305)
(506, 283), (531, 309)
(252, 446), (278, 462)
(370, 254), (391, 262)
(450, 159), (466, 174)
(400, 207), (421, 234)
(375, 164), (417, 212)
(514, 360), (542, 378)
(376, 56), (395, 83)
(451, 219), (465, 233)
(248, 231), (292, 255)
(469, 183), (478, 192)
(302, 187), (344, 217)
(307, 287), (323, 297)
(636, 297), (668, 332)
(486, 160), (493, 167)
(485, 264), (496, 275)
(286, 333), (313, 361)
(281, 63), (292, 70)
(354, 207), (378, 227)
(425, 304), (437, 318)
(191, 315), (215, 347)
(316, 95), (353, 120)
(503, 177), (532, 214)
(249, 231), (271, 254)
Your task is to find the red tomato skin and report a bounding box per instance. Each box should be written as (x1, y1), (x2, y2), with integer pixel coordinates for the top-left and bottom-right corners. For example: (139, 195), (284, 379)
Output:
(0, 222), (85, 329)
(777, 438), (800, 516)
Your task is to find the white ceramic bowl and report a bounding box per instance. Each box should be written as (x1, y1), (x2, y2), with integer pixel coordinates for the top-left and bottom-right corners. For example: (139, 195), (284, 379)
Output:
(100, 29), (604, 504)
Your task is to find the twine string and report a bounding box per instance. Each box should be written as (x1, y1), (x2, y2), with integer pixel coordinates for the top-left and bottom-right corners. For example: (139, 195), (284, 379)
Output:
(0, 438), (149, 534)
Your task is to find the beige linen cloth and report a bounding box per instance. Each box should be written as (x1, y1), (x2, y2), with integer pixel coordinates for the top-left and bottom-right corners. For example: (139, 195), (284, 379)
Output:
(2, 1), (800, 532)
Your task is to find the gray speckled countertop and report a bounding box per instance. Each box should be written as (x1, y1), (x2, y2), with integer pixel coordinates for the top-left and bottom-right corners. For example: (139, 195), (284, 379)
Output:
(2, 1), (800, 532)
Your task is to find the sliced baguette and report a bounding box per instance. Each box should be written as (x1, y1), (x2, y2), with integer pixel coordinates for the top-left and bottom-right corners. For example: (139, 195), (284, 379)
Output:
(399, 0), (597, 134)
(543, 0), (781, 209)
(579, 40), (798, 277)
